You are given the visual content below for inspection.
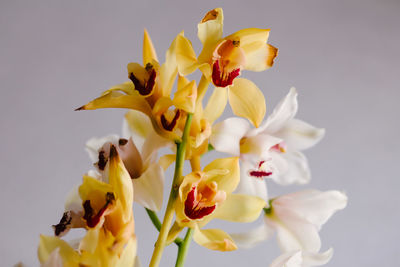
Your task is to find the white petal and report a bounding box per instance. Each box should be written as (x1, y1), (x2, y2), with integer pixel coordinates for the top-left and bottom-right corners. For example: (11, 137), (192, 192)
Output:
(64, 184), (82, 213)
(123, 110), (154, 153)
(269, 208), (321, 252)
(132, 163), (164, 211)
(252, 87), (298, 136)
(242, 133), (282, 157)
(271, 151), (311, 185)
(230, 222), (273, 249)
(270, 251), (303, 267)
(85, 135), (120, 162)
(210, 117), (250, 156)
(302, 248), (334, 267)
(235, 160), (268, 201)
(140, 131), (172, 166)
(274, 190), (348, 230)
(276, 119), (325, 151)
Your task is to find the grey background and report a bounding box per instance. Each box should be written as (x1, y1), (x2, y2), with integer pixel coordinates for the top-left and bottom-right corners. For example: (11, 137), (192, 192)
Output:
(1, 0), (399, 266)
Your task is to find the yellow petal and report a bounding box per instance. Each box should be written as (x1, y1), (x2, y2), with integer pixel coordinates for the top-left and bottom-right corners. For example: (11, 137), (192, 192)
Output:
(193, 228), (237, 251)
(79, 176), (113, 204)
(38, 235), (80, 265)
(102, 82), (136, 96)
(203, 87), (228, 124)
(213, 194), (266, 222)
(197, 8), (224, 46)
(76, 92), (153, 117)
(143, 29), (158, 65)
(115, 237), (138, 267)
(158, 154), (176, 170)
(243, 43), (278, 71)
(203, 157), (239, 194)
(225, 28), (270, 47)
(79, 228), (100, 254)
(173, 80), (197, 113)
(124, 110), (153, 141)
(109, 146), (134, 222)
(228, 78), (266, 127)
(175, 34), (199, 76)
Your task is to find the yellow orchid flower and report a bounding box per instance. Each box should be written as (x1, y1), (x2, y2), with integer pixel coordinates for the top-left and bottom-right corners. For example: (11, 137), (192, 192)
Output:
(38, 146), (137, 267)
(174, 157), (266, 251)
(176, 7), (278, 87)
(76, 30), (193, 142)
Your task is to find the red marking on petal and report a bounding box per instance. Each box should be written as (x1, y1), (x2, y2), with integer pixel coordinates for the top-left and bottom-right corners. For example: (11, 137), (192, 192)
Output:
(212, 61), (240, 87)
(184, 187), (216, 220)
(161, 109), (181, 131)
(83, 192), (115, 228)
(129, 69), (156, 96)
(258, 160), (266, 169)
(249, 170), (272, 179)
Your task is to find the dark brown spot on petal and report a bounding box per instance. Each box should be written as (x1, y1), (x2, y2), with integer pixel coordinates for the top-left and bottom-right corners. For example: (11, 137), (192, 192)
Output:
(161, 109), (181, 131)
(184, 187), (216, 220)
(83, 192), (115, 228)
(129, 68), (156, 96)
(201, 9), (218, 23)
(52, 211), (72, 236)
(118, 138), (128, 146)
(97, 150), (108, 171)
(212, 60), (240, 87)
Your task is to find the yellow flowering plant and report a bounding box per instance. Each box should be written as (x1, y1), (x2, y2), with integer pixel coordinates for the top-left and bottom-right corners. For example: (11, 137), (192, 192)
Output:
(38, 7), (346, 267)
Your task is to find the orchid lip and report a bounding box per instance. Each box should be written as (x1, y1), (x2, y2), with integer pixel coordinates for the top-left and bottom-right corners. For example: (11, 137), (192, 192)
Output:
(161, 109), (181, 131)
(212, 60), (240, 87)
(129, 68), (156, 96)
(83, 192), (115, 228)
(249, 160), (273, 179)
(184, 187), (216, 220)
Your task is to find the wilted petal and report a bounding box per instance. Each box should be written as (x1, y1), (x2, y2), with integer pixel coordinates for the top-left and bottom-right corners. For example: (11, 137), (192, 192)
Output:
(276, 119), (325, 151)
(197, 8), (224, 46)
(228, 78), (266, 127)
(193, 228), (237, 251)
(210, 117), (250, 156)
(213, 194), (266, 223)
(132, 163), (164, 211)
(86, 135), (120, 163)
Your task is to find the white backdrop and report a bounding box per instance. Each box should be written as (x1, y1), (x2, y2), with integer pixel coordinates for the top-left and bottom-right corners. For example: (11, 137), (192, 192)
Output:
(1, 0), (399, 266)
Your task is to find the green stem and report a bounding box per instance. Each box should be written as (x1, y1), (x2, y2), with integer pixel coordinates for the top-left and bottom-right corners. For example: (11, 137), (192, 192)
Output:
(175, 228), (194, 267)
(145, 208), (183, 246)
(149, 114), (193, 267)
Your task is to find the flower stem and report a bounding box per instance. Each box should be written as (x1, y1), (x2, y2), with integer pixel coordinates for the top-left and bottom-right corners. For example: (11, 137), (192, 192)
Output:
(145, 208), (183, 246)
(149, 113), (193, 267)
(175, 228), (194, 267)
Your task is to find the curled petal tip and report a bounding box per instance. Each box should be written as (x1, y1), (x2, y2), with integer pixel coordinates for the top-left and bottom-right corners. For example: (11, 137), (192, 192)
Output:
(74, 105), (85, 111)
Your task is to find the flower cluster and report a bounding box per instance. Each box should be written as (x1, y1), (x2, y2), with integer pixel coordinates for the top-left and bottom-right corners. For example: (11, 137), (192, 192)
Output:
(38, 8), (347, 267)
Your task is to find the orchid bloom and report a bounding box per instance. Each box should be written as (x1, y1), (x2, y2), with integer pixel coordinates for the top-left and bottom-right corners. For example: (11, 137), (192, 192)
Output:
(231, 190), (347, 266)
(176, 7), (277, 88)
(210, 87), (325, 201)
(38, 146), (138, 267)
(86, 134), (165, 212)
(76, 30), (197, 142)
(174, 157), (266, 251)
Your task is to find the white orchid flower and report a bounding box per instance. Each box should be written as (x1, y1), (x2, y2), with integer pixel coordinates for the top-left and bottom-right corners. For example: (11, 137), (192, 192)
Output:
(210, 87), (325, 201)
(85, 134), (164, 212)
(270, 249), (333, 267)
(231, 190), (347, 266)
